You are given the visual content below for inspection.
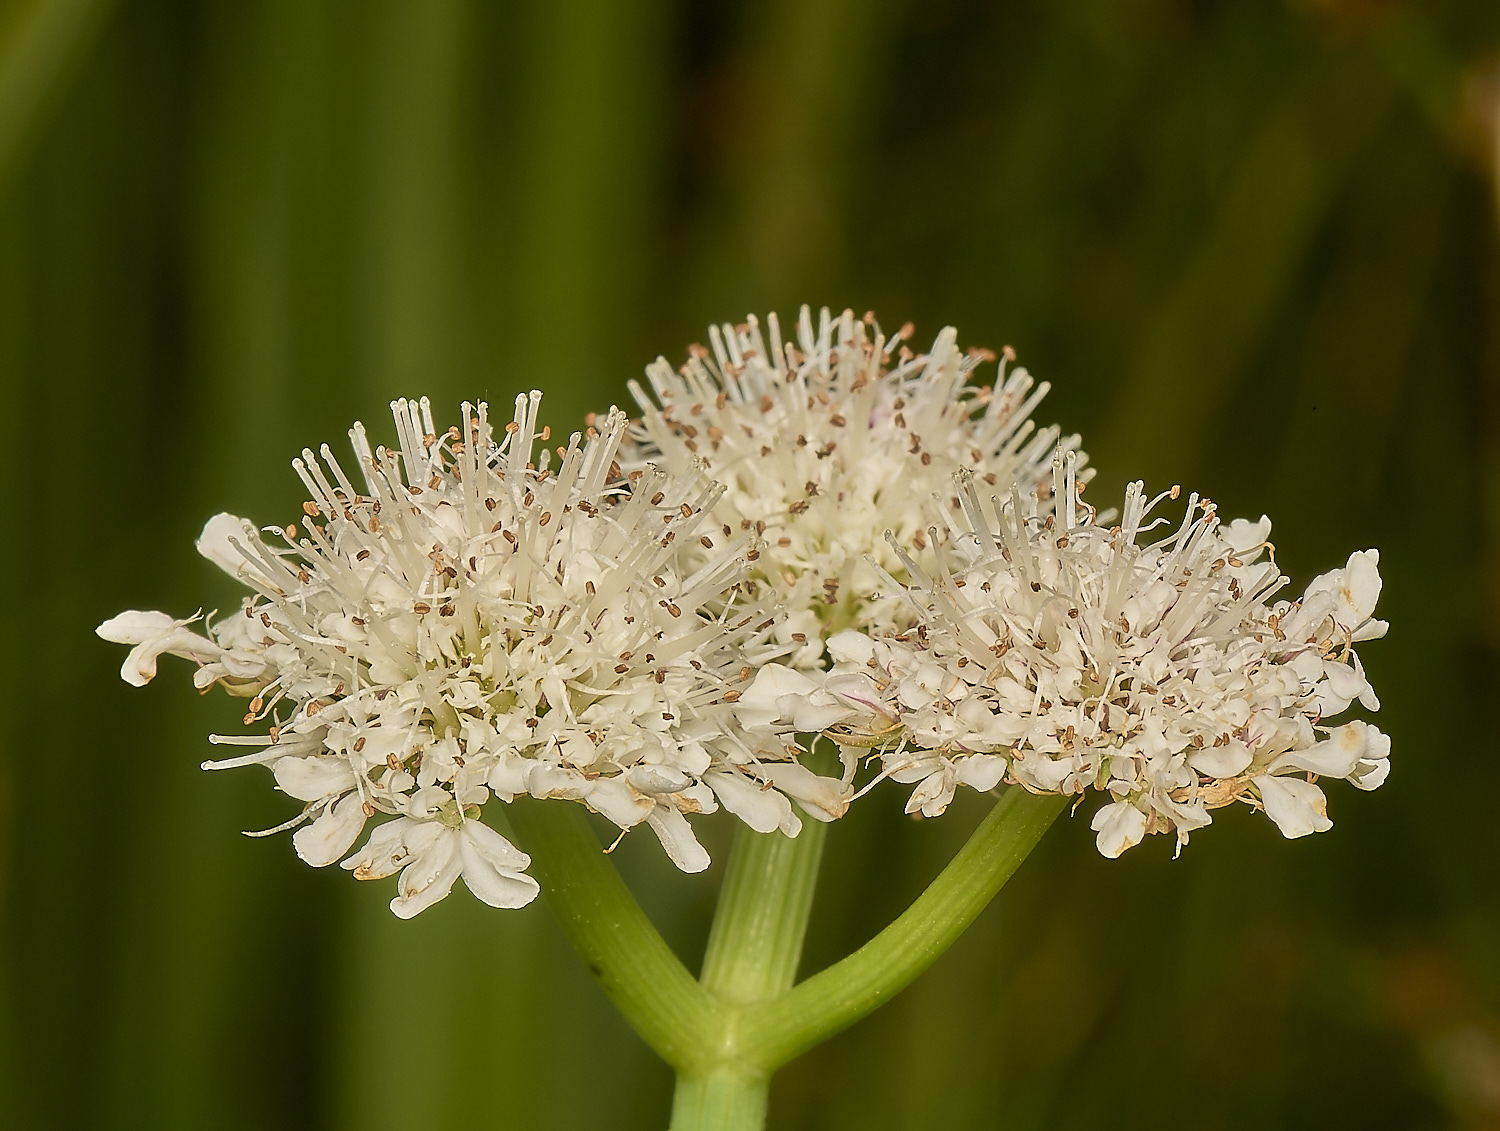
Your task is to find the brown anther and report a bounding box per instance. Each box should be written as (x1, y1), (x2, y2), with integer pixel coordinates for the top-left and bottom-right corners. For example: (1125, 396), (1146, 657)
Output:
(413, 602), (431, 614)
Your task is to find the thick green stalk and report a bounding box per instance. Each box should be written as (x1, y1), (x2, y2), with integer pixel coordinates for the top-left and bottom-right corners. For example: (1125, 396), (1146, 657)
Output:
(668, 1067), (769, 1131)
(669, 821), (827, 1130)
(504, 797), (719, 1072)
(735, 789), (1067, 1070)
(698, 821), (827, 1005)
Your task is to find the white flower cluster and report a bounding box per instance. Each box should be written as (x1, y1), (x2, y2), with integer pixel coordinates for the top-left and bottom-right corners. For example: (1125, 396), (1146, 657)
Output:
(99, 394), (844, 916)
(99, 306), (1390, 910)
(624, 307), (1087, 668)
(816, 464), (1390, 855)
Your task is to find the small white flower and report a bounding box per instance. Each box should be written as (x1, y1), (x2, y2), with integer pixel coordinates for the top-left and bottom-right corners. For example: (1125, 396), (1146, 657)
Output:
(96, 611), (223, 687)
(100, 394), (842, 913)
(825, 463), (1388, 854)
(624, 307), (1089, 666)
(341, 812), (538, 919)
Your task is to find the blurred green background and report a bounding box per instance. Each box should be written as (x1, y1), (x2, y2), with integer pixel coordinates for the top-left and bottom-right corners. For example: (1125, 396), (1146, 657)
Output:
(1, 0), (1497, 1127)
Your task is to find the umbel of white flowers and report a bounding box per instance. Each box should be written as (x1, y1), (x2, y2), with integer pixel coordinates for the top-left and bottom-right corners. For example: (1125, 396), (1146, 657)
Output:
(808, 464), (1389, 854)
(99, 393), (844, 917)
(98, 307), (1389, 916)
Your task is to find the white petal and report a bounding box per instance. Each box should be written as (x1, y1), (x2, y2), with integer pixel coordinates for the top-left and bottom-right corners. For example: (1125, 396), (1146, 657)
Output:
(486, 753), (531, 801)
(738, 664), (818, 728)
(1341, 550), (1383, 624)
(827, 630), (876, 666)
(293, 793), (367, 867)
(954, 754), (1007, 793)
(462, 818), (532, 870)
(273, 755), (356, 802)
(526, 763), (591, 800)
(196, 513), (273, 586)
(96, 610), (178, 644)
(458, 824), (539, 909)
(756, 762), (848, 822)
(789, 693), (854, 733)
(585, 776), (654, 829)
(705, 770), (796, 835)
(625, 764), (693, 795)
(389, 830), (463, 918)
(1269, 722), (1368, 780)
(905, 769), (954, 818)
(342, 817), (412, 878)
(1222, 516), (1272, 557)
(1187, 741), (1252, 779)
(1254, 775), (1332, 838)
(97, 611), (221, 686)
(1091, 801), (1147, 859)
(645, 805), (711, 873)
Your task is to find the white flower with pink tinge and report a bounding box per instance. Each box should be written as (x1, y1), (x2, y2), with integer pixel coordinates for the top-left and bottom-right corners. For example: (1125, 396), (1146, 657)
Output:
(98, 395), (840, 916)
(820, 459), (1389, 856)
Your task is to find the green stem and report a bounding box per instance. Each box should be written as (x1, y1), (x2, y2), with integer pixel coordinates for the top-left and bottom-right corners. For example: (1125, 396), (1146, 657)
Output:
(504, 797), (719, 1072)
(735, 789), (1067, 1070)
(698, 821), (827, 1006)
(667, 820), (827, 1129)
(668, 1066), (769, 1131)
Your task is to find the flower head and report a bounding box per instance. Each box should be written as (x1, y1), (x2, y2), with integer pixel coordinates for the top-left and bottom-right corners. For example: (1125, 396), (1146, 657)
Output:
(99, 394), (839, 914)
(624, 307), (1089, 667)
(823, 461), (1389, 854)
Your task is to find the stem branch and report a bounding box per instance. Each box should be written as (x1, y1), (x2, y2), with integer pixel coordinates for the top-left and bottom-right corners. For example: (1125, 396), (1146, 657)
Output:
(505, 797), (719, 1072)
(736, 789), (1066, 1069)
